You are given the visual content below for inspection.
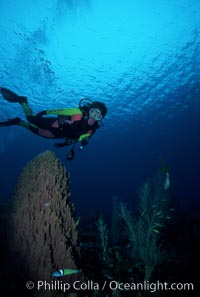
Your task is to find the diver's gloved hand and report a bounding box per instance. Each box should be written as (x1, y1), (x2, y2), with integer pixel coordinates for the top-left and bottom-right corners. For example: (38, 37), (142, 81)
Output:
(79, 138), (88, 151)
(36, 110), (47, 117)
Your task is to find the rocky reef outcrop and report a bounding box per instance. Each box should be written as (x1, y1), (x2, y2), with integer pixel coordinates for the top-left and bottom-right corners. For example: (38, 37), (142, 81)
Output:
(1, 151), (80, 296)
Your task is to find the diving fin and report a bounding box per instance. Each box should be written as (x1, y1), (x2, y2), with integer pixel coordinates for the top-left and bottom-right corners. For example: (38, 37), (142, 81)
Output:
(0, 117), (21, 126)
(0, 87), (27, 104)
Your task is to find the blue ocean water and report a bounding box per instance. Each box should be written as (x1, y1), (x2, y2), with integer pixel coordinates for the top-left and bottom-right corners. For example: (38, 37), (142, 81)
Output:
(0, 0), (199, 218)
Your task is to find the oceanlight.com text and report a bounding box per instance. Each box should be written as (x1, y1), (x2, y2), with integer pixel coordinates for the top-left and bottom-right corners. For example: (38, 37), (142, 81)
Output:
(26, 280), (195, 293)
(108, 280), (194, 293)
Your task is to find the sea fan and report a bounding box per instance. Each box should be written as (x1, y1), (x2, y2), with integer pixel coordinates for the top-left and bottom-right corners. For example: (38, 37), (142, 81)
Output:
(119, 171), (173, 281)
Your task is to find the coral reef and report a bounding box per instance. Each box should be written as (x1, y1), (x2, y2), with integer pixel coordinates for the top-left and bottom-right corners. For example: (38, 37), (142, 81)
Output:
(4, 151), (80, 296)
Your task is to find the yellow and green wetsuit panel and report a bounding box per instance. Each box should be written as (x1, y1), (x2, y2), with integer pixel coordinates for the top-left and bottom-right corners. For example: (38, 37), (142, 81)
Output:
(46, 108), (82, 116)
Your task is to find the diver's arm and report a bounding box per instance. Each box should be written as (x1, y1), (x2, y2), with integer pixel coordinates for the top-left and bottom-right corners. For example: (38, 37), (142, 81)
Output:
(54, 133), (91, 148)
(78, 133), (92, 150)
(78, 133), (91, 142)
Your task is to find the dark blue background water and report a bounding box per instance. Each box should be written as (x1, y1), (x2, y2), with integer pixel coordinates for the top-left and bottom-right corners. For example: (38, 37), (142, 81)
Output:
(0, 0), (199, 218)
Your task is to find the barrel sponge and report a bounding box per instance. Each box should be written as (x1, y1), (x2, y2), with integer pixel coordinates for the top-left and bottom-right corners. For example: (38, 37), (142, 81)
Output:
(9, 150), (79, 284)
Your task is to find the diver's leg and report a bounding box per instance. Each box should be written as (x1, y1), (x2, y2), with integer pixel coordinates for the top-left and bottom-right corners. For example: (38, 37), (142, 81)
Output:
(0, 117), (21, 126)
(0, 117), (55, 138)
(0, 118), (38, 134)
(23, 115), (58, 138)
(20, 120), (57, 138)
(0, 115), (39, 135)
(21, 102), (33, 117)
(18, 121), (41, 136)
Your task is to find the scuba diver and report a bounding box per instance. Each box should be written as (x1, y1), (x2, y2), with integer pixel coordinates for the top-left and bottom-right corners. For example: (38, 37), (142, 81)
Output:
(0, 87), (107, 160)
